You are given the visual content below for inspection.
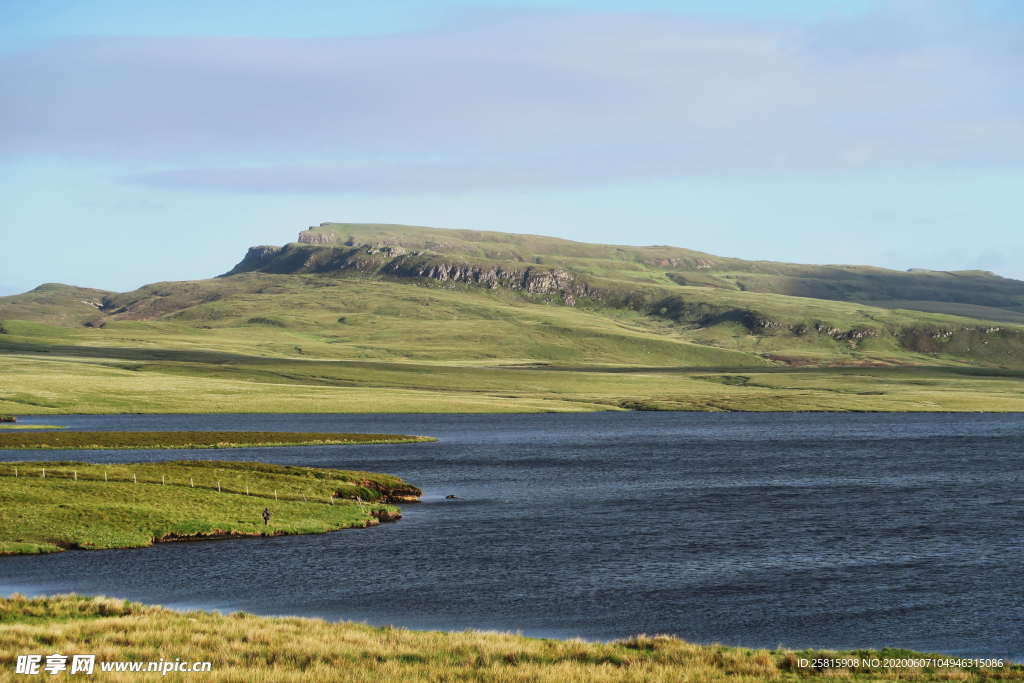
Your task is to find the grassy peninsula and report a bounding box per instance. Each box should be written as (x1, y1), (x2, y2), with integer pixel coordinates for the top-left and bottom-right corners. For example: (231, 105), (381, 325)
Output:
(0, 595), (1017, 682)
(0, 460), (420, 554)
(0, 430), (434, 450)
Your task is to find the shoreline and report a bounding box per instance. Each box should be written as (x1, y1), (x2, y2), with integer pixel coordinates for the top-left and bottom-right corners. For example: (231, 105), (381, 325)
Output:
(3, 583), (1018, 665)
(1, 510), (403, 556)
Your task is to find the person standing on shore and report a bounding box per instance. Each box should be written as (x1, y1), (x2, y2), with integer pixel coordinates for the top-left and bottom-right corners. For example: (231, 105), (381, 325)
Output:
(262, 508), (272, 525)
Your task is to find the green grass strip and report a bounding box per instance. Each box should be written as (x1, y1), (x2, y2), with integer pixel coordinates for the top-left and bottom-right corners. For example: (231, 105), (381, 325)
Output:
(0, 430), (435, 450)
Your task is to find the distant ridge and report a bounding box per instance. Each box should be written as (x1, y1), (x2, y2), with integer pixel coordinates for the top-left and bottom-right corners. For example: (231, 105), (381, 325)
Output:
(3, 221), (1024, 374)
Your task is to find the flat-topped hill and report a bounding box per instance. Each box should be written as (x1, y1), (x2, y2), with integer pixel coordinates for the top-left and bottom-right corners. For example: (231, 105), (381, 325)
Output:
(241, 222), (1024, 323)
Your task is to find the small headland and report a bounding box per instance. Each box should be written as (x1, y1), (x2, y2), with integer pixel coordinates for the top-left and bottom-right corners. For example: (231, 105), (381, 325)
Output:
(0, 460), (422, 554)
(0, 430), (435, 450)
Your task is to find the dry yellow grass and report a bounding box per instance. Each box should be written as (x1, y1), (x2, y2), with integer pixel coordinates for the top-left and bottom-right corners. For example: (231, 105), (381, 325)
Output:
(0, 595), (1018, 682)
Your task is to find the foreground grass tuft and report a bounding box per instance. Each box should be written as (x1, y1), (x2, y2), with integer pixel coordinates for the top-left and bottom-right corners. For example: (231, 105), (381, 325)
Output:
(0, 595), (1018, 681)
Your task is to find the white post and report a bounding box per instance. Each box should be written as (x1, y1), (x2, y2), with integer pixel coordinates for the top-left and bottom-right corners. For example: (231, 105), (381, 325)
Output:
(217, 481), (221, 493)
(190, 477), (194, 488)
(41, 468), (45, 478)
(13, 467), (17, 477)
(274, 490), (278, 501)
(245, 484), (249, 496)
(104, 471), (108, 482)
(74, 470), (77, 481)
(162, 475), (165, 485)
(133, 473), (137, 483)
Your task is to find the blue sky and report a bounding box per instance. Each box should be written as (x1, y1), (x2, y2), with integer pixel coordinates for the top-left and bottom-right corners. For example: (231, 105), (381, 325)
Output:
(2, 0), (1022, 294)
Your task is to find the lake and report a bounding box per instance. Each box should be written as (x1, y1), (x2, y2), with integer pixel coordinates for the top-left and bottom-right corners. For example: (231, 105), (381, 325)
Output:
(1, 412), (1021, 660)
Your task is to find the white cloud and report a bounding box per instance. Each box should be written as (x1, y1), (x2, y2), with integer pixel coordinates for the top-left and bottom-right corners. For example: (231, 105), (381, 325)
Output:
(3, 5), (1021, 193)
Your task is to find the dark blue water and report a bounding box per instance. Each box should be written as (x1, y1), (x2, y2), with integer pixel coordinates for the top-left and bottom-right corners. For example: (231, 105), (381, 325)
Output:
(1, 412), (1022, 660)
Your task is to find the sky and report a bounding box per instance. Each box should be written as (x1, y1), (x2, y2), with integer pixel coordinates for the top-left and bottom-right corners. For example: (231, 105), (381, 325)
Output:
(1, 0), (1022, 294)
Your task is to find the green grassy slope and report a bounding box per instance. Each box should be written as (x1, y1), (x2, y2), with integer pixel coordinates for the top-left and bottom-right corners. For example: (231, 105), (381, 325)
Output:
(0, 283), (112, 329)
(1, 274), (771, 366)
(1, 222), (1022, 413)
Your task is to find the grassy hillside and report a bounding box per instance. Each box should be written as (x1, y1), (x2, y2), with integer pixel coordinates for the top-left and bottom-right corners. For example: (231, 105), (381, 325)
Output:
(1, 595), (1017, 681)
(1, 222), (1022, 414)
(215, 223), (1024, 368)
(283, 222), (1024, 319)
(0, 283), (112, 328)
(0, 460), (416, 554)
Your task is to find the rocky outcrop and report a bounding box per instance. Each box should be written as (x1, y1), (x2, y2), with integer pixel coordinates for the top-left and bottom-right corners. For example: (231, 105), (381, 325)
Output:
(792, 322), (879, 342)
(899, 325), (1023, 358)
(370, 508), (402, 523)
(227, 236), (602, 307)
(224, 245), (283, 275)
(646, 297), (883, 342)
(382, 260), (595, 306)
(298, 228), (342, 245)
(366, 245), (407, 257)
(349, 479), (422, 504)
(643, 256), (717, 270)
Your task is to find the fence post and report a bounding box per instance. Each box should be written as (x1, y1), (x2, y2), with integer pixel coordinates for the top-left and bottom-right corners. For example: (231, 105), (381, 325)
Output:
(74, 470), (77, 481)
(104, 471), (108, 482)
(133, 473), (137, 484)
(162, 475), (165, 486)
(274, 490), (278, 501)
(217, 481), (221, 493)
(190, 477), (194, 488)
(41, 468), (45, 479)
